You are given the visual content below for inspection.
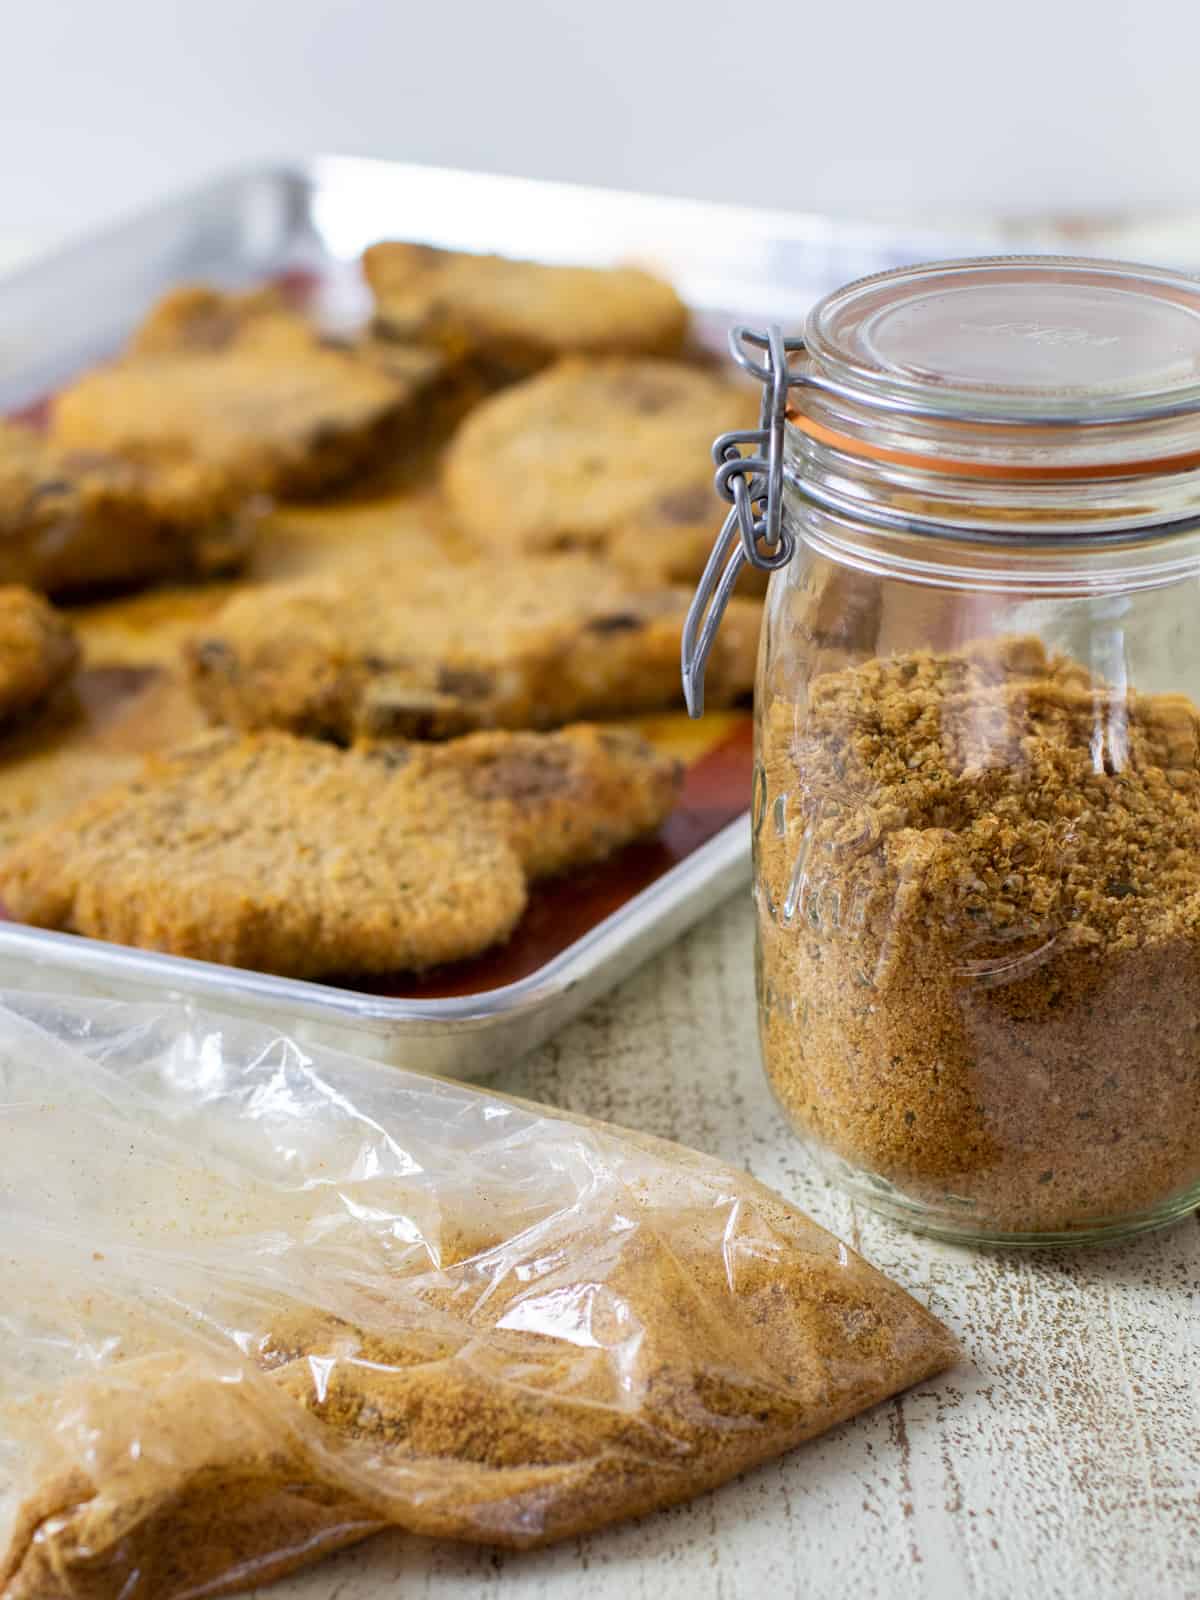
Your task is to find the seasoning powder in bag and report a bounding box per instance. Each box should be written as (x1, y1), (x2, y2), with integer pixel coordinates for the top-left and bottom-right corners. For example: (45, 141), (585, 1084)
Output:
(0, 994), (955, 1598)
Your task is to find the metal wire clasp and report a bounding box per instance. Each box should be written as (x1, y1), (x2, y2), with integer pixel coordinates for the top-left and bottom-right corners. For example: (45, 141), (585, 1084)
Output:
(681, 324), (807, 716)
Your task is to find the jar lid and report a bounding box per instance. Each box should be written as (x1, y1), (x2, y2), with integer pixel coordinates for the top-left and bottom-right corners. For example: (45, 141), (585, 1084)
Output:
(803, 257), (1200, 424)
(683, 268), (1200, 716)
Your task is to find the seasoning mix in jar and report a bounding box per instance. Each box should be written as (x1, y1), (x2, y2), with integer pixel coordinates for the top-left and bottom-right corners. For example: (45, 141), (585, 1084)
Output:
(685, 257), (1200, 1244)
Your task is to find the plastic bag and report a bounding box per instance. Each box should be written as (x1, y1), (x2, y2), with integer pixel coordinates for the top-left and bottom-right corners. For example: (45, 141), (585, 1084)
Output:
(0, 992), (955, 1599)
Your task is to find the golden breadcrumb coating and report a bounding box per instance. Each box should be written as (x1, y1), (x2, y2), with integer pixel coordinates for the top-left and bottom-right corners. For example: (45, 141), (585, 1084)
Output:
(186, 552), (758, 741)
(52, 285), (453, 500)
(442, 356), (759, 586)
(0, 419), (256, 594)
(0, 725), (680, 977)
(364, 242), (688, 381)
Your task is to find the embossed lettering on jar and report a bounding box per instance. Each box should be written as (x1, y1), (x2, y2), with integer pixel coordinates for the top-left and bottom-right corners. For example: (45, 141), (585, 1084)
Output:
(693, 257), (1200, 1245)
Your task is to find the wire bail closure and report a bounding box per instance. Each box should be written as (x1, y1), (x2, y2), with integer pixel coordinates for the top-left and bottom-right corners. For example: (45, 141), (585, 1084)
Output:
(681, 324), (806, 716)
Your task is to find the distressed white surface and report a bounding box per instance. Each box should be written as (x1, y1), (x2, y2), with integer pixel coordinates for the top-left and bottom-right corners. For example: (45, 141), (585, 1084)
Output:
(261, 893), (1200, 1600)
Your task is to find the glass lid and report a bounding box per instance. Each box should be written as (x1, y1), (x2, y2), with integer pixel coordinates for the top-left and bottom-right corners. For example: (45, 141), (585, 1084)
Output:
(803, 257), (1200, 422)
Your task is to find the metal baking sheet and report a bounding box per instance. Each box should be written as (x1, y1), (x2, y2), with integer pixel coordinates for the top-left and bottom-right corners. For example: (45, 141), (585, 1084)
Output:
(0, 157), (1194, 1078)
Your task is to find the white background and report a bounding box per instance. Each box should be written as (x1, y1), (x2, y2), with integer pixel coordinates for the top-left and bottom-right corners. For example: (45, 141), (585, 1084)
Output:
(2, 0), (1199, 235)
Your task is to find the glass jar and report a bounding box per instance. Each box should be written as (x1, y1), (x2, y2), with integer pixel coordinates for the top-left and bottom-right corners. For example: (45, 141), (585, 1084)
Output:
(685, 257), (1200, 1245)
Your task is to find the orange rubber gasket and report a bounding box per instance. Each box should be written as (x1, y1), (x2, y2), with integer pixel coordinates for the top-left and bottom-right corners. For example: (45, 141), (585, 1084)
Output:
(790, 412), (1200, 483)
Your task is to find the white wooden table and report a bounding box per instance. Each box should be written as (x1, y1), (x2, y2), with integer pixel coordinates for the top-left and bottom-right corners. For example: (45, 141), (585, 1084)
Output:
(265, 893), (1200, 1600)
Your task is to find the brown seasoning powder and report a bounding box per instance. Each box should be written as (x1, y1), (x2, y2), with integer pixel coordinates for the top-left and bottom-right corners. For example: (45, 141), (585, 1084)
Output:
(757, 635), (1200, 1233)
(1, 1162), (954, 1598)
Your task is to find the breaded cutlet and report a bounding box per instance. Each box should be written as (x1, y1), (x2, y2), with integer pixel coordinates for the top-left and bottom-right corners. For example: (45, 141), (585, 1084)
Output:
(0, 726), (681, 977)
(51, 286), (453, 500)
(0, 419), (256, 594)
(0, 585), (79, 723)
(185, 552), (760, 742)
(368, 723), (681, 881)
(363, 242), (689, 383)
(441, 356), (762, 588)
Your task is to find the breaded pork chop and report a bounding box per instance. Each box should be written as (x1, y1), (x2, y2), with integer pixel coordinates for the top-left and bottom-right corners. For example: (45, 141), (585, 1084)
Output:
(185, 552), (759, 742)
(0, 586), (79, 723)
(363, 242), (688, 382)
(51, 286), (452, 500)
(373, 723), (682, 881)
(0, 726), (680, 977)
(441, 356), (761, 587)
(0, 420), (256, 594)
